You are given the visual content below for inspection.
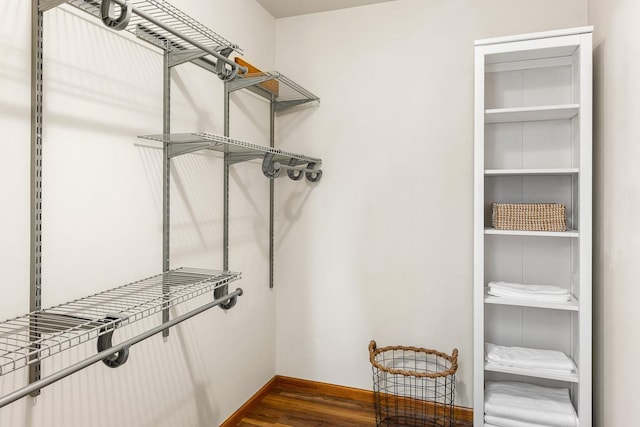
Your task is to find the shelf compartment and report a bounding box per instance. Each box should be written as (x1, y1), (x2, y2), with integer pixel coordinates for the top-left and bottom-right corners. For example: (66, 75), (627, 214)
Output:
(484, 289), (579, 311)
(0, 268), (240, 376)
(485, 227), (579, 238)
(485, 104), (579, 123)
(139, 132), (322, 167)
(485, 168), (579, 176)
(228, 58), (320, 111)
(61, 0), (242, 76)
(484, 361), (579, 383)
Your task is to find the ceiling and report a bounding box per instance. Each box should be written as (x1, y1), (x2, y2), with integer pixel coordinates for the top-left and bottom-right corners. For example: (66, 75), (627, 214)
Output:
(256, 0), (397, 18)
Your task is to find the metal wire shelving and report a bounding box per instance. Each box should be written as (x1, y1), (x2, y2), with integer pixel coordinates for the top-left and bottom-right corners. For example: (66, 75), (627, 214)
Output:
(44, 0), (245, 78)
(0, 267), (240, 377)
(230, 58), (320, 111)
(139, 132), (323, 181)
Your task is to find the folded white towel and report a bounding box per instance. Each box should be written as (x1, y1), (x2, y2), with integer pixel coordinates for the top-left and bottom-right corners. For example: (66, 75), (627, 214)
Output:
(485, 381), (577, 427)
(485, 343), (576, 373)
(489, 281), (569, 295)
(485, 414), (552, 427)
(488, 288), (571, 302)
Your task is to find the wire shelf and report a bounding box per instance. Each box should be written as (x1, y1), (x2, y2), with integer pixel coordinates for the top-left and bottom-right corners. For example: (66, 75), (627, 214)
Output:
(138, 132), (322, 166)
(65, 0), (242, 53)
(239, 71), (320, 104)
(0, 267), (240, 376)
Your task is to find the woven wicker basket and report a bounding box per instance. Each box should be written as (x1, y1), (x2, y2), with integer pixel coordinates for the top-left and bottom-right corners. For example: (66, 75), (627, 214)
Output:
(491, 203), (566, 232)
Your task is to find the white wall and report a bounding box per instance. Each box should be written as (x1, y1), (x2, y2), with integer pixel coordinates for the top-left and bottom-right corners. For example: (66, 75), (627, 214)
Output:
(0, 0), (275, 425)
(589, 0), (640, 425)
(273, 0), (587, 407)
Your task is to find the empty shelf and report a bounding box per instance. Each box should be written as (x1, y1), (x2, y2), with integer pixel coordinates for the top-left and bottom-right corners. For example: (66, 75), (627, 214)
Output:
(62, 0), (242, 75)
(0, 267), (240, 376)
(139, 132), (322, 166)
(485, 104), (579, 123)
(485, 227), (579, 238)
(485, 362), (579, 383)
(485, 168), (579, 176)
(484, 288), (579, 311)
(228, 59), (320, 111)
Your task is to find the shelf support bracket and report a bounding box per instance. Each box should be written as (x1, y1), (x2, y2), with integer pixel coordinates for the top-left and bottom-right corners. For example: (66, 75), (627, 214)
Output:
(226, 75), (278, 93)
(275, 99), (317, 112)
(37, 0), (66, 12)
(168, 49), (208, 68)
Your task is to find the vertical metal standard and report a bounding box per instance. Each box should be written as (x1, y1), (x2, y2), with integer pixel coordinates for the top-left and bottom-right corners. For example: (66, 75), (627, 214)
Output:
(215, 82), (230, 303)
(162, 43), (171, 337)
(29, 0), (44, 395)
(269, 96), (275, 288)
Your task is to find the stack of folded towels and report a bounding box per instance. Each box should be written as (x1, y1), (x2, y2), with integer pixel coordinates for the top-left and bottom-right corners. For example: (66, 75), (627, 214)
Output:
(485, 343), (576, 375)
(484, 381), (578, 427)
(488, 281), (570, 303)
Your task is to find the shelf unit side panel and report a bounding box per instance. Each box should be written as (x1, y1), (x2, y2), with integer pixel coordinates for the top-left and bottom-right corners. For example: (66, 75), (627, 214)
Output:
(577, 32), (593, 427)
(474, 45), (487, 427)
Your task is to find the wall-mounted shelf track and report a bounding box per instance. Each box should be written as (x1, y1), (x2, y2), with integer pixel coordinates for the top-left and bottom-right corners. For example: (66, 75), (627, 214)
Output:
(140, 132), (323, 181)
(0, 267), (240, 377)
(15, 0), (251, 407)
(223, 57), (321, 290)
(44, 0), (246, 79)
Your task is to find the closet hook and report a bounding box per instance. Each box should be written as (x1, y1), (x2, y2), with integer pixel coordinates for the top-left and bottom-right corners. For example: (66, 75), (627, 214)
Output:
(100, 0), (132, 31)
(219, 290), (242, 310)
(215, 47), (239, 81)
(286, 159), (304, 181)
(305, 163), (322, 182)
(261, 153), (281, 179)
(97, 316), (130, 368)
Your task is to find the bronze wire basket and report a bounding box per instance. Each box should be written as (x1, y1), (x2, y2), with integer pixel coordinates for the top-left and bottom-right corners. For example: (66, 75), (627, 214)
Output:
(369, 341), (458, 427)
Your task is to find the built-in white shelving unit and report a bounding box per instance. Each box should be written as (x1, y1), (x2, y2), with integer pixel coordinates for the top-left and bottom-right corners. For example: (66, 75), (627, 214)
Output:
(474, 27), (592, 426)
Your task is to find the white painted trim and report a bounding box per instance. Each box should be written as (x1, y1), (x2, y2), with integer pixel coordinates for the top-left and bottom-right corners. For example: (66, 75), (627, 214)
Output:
(475, 26), (593, 46)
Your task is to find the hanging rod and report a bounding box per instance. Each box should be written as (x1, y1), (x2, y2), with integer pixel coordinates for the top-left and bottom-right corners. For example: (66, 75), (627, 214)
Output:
(61, 0), (248, 79)
(0, 288), (242, 409)
(139, 132), (323, 182)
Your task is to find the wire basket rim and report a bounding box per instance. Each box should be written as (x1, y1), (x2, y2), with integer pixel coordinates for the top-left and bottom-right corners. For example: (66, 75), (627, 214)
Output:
(369, 340), (458, 378)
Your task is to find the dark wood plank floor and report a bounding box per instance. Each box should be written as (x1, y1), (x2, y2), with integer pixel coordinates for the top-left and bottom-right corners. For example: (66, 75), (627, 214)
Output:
(235, 383), (472, 427)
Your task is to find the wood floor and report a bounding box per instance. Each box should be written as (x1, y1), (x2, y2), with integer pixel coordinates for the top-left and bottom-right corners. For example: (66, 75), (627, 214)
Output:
(233, 377), (473, 427)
